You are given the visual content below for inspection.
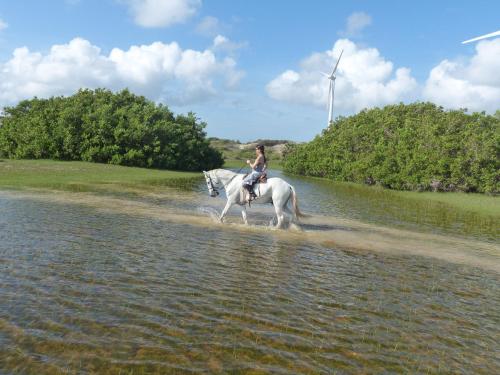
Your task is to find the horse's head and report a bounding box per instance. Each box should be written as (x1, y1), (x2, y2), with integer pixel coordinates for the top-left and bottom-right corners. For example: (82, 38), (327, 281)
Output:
(202, 170), (220, 197)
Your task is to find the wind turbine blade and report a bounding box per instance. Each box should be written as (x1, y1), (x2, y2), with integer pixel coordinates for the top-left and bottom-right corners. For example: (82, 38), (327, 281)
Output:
(331, 49), (344, 75)
(462, 30), (500, 44)
(320, 71), (331, 78)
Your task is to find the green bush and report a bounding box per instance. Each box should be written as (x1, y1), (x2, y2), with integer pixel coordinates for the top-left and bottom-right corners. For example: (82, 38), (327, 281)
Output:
(0, 89), (223, 171)
(283, 103), (499, 193)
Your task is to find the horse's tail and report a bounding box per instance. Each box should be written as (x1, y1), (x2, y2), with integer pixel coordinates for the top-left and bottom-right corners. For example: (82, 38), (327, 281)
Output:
(290, 185), (309, 220)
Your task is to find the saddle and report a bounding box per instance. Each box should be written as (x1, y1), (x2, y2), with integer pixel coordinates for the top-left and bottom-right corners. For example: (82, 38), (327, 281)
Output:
(258, 173), (267, 184)
(242, 172), (267, 185)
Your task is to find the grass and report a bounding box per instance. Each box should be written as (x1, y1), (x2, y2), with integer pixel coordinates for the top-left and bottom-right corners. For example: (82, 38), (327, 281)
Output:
(393, 190), (499, 218)
(290, 173), (499, 218)
(1, 159), (495, 218)
(0, 159), (201, 192)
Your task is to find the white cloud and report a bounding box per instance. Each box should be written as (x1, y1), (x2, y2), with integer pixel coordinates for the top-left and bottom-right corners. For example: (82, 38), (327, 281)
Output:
(122, 0), (201, 28)
(266, 39), (418, 112)
(0, 37), (244, 107)
(267, 37), (500, 115)
(195, 16), (220, 36)
(423, 38), (500, 112)
(340, 12), (372, 37)
(0, 18), (8, 31)
(211, 34), (246, 54)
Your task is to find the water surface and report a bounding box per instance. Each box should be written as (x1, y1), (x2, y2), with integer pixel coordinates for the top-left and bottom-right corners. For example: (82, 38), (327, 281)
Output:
(1, 172), (499, 374)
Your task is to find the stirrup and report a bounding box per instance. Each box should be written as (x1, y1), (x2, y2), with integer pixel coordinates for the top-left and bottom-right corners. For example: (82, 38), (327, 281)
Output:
(245, 189), (256, 205)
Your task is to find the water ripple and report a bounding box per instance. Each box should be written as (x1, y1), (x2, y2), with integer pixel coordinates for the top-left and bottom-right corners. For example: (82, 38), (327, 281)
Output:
(0, 192), (499, 374)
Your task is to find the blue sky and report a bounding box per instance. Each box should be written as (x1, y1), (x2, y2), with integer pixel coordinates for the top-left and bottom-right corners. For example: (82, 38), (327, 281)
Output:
(0, 0), (499, 141)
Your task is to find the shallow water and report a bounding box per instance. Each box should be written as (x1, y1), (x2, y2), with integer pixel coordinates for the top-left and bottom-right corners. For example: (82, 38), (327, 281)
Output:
(265, 171), (499, 242)
(1, 172), (499, 374)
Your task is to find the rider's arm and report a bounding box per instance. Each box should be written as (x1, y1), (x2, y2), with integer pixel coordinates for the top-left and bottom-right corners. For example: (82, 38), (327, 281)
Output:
(247, 155), (263, 169)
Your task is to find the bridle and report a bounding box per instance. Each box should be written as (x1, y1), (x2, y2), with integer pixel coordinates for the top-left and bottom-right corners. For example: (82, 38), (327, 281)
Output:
(205, 171), (241, 197)
(206, 173), (220, 196)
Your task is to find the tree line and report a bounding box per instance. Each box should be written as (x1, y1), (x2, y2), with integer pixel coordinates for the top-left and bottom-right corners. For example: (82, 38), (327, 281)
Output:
(0, 89), (223, 171)
(283, 103), (499, 193)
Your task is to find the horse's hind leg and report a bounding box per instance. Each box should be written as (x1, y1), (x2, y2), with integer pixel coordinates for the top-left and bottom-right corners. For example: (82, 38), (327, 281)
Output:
(273, 205), (285, 228)
(283, 206), (295, 221)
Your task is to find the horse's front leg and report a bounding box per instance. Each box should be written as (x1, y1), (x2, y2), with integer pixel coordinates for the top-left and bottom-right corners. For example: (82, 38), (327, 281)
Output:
(241, 206), (248, 225)
(219, 200), (233, 223)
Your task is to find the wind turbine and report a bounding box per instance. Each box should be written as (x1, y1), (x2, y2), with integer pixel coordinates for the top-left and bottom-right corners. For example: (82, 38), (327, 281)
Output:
(321, 49), (343, 126)
(462, 30), (500, 44)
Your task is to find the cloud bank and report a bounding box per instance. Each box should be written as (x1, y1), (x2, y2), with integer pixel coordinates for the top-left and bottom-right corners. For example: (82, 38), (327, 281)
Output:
(267, 38), (500, 113)
(0, 36), (244, 107)
(423, 38), (500, 112)
(266, 39), (418, 112)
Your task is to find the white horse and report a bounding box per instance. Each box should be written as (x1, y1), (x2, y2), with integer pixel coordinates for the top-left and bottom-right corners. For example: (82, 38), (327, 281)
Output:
(202, 169), (305, 228)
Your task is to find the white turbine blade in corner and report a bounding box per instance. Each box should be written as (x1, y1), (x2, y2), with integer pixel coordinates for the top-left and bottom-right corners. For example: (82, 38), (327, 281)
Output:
(462, 30), (500, 44)
(331, 49), (344, 75)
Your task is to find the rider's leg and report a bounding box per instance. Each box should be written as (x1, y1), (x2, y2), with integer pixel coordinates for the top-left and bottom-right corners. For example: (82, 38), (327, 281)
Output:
(249, 184), (257, 198)
(243, 184), (255, 202)
(242, 172), (260, 201)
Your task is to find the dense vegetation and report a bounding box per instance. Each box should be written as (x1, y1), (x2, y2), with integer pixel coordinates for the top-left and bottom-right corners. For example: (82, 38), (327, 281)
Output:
(283, 103), (499, 193)
(0, 89), (223, 171)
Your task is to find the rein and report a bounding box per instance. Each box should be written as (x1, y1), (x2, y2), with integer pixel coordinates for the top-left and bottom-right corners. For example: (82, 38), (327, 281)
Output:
(224, 172), (241, 187)
(235, 163), (247, 174)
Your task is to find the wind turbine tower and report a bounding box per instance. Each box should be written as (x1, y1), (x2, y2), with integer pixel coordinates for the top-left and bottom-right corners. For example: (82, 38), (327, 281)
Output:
(322, 49), (343, 127)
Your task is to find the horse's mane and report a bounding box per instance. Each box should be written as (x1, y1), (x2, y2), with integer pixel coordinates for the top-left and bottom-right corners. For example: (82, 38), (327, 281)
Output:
(212, 168), (240, 177)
